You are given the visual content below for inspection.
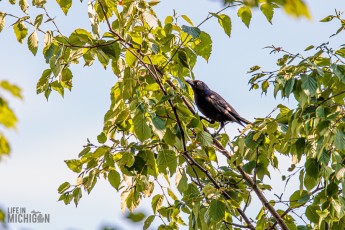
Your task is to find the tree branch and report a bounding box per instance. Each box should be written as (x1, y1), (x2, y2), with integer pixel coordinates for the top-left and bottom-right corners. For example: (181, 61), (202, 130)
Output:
(97, 1), (286, 229)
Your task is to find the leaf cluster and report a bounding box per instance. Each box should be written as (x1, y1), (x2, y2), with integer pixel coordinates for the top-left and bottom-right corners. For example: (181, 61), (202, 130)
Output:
(2, 0), (345, 229)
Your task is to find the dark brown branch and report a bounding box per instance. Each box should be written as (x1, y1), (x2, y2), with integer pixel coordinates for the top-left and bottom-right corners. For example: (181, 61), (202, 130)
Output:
(238, 168), (289, 230)
(224, 220), (252, 229)
(166, 77), (288, 229)
(96, 1), (287, 229)
(269, 185), (324, 229)
(318, 90), (345, 107)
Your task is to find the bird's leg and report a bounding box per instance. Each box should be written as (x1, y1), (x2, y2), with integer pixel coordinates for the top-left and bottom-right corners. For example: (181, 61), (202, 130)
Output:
(200, 116), (215, 124)
(213, 121), (225, 137)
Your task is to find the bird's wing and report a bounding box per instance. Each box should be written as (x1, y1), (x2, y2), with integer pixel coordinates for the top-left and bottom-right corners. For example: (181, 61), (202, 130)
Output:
(207, 92), (243, 123)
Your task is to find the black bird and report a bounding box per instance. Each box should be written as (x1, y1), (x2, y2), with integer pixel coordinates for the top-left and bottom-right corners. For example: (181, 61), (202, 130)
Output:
(186, 79), (251, 135)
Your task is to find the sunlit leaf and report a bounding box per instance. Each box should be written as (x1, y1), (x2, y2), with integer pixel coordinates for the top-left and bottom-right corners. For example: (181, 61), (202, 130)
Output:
(217, 14), (232, 38)
(56, 0), (72, 15)
(237, 6), (252, 28)
(0, 12), (6, 32)
(108, 170), (121, 190)
(27, 31), (38, 55)
(260, 3), (274, 24)
(13, 22), (28, 43)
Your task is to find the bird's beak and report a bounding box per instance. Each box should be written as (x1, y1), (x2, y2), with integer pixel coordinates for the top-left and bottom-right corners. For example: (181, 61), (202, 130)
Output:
(186, 79), (194, 86)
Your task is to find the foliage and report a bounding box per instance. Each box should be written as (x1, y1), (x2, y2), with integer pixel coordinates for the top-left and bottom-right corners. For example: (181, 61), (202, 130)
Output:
(1, 0), (345, 229)
(245, 10), (345, 228)
(0, 80), (22, 159)
(0, 80), (22, 225)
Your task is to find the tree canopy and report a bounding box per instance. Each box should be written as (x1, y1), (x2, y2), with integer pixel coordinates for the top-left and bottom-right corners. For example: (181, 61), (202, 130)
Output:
(1, 0), (345, 229)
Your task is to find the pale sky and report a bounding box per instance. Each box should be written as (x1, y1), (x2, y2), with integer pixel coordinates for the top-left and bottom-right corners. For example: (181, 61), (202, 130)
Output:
(0, 0), (343, 229)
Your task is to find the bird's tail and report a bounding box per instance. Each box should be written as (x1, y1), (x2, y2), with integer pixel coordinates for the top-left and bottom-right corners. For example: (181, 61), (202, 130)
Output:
(238, 116), (252, 126)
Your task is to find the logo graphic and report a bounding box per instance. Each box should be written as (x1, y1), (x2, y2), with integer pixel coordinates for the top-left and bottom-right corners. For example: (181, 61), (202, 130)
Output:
(7, 207), (50, 224)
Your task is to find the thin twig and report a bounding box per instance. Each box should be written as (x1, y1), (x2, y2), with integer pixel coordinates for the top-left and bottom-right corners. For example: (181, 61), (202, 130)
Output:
(97, 1), (287, 229)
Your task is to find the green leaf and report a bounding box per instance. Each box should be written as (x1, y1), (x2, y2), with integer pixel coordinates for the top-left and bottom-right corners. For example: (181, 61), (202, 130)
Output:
(126, 212), (145, 222)
(197, 131), (213, 147)
(125, 49), (137, 67)
(176, 170), (188, 193)
(56, 0), (72, 15)
(207, 199), (226, 223)
(121, 152), (135, 167)
(65, 159), (82, 173)
(61, 68), (72, 90)
(284, 78), (295, 97)
(152, 194), (164, 214)
(163, 128), (176, 146)
(320, 15), (334, 22)
(34, 14), (43, 28)
(304, 45), (314, 51)
(133, 112), (152, 142)
(335, 128), (345, 150)
(32, 0), (47, 7)
(193, 31), (212, 62)
(289, 190), (309, 208)
(0, 134), (11, 155)
(69, 29), (93, 46)
(301, 74), (317, 96)
(0, 100), (17, 129)
(331, 199), (344, 218)
(97, 132), (107, 144)
(260, 3), (274, 24)
(43, 31), (54, 63)
(51, 81), (64, 97)
(73, 187), (82, 207)
(0, 209), (4, 222)
(152, 116), (166, 139)
(0, 81), (22, 99)
(96, 49), (109, 68)
(305, 205), (320, 223)
(44, 88), (51, 100)
(19, 0), (29, 14)
(13, 22), (28, 43)
(237, 6), (252, 28)
(27, 31), (38, 55)
(58, 182), (71, 193)
(78, 146), (90, 157)
(36, 69), (51, 94)
(167, 188), (178, 200)
(108, 170), (120, 190)
(247, 65), (261, 73)
(332, 64), (345, 83)
(304, 174), (318, 191)
(178, 50), (189, 68)
(217, 14), (232, 38)
(181, 25), (201, 39)
(305, 158), (319, 179)
(0, 12), (5, 33)
(93, 146), (110, 158)
(335, 48), (345, 58)
(143, 215), (155, 230)
(157, 150), (177, 176)
(100, 42), (120, 60)
(181, 15), (194, 26)
(282, 0), (310, 19)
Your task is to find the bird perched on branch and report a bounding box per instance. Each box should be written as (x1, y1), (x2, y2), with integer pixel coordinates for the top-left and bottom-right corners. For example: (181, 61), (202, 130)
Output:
(186, 79), (251, 135)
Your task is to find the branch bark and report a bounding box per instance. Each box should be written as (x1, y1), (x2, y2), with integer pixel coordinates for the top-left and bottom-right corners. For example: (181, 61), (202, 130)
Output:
(98, 1), (288, 229)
